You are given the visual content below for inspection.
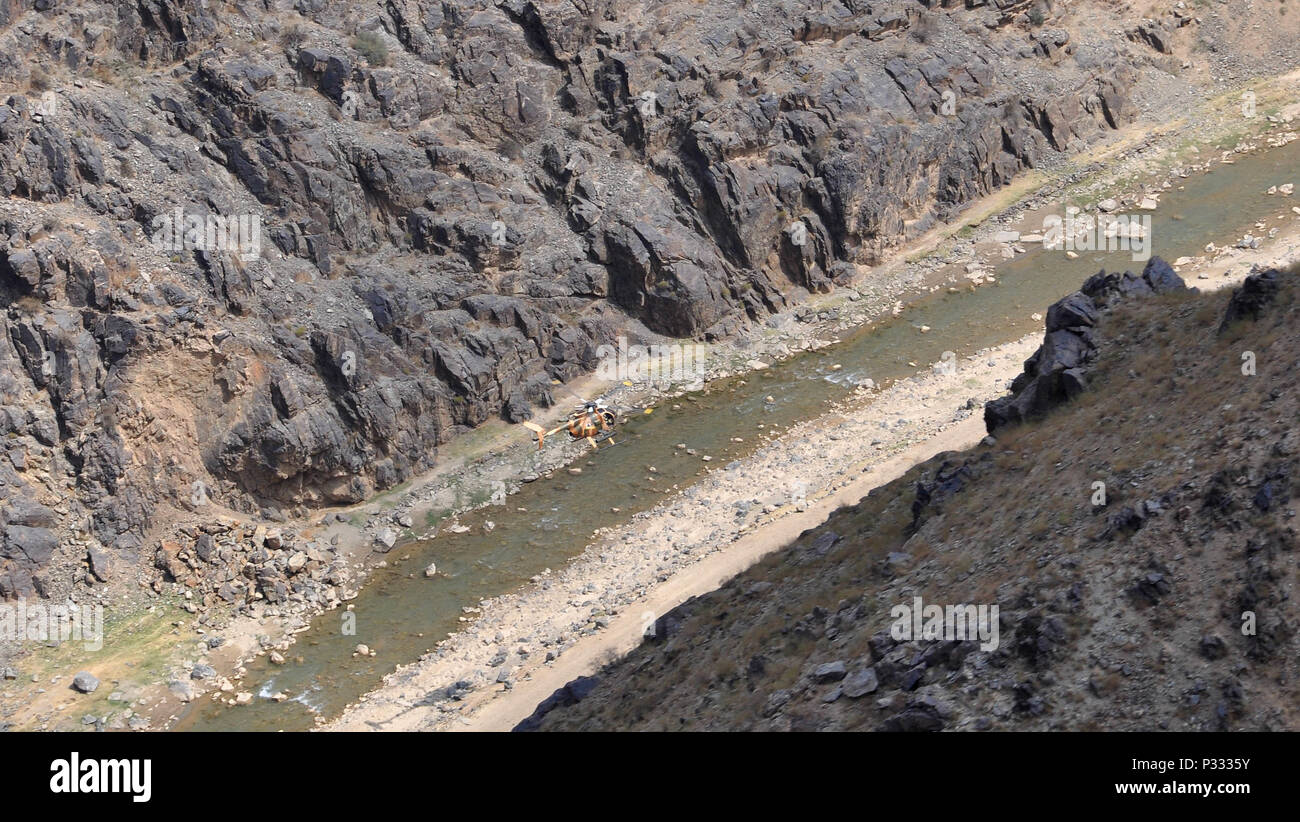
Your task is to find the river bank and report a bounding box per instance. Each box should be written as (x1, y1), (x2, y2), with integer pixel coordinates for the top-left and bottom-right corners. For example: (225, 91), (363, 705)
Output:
(123, 77), (1300, 731)
(3, 66), (1297, 733)
(137, 73), (1300, 731)
(329, 215), (1300, 733)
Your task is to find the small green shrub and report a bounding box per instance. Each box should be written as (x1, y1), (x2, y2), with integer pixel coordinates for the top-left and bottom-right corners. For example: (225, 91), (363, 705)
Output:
(352, 31), (389, 66)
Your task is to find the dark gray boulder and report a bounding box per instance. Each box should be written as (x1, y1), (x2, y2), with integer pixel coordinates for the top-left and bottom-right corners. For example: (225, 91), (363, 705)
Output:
(1219, 267), (1282, 332)
(986, 257), (1188, 432)
(512, 675), (601, 732)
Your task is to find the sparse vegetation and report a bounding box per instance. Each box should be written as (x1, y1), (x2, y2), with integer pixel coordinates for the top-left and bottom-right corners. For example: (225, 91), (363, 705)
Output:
(27, 67), (50, 93)
(351, 30), (389, 66)
(281, 23), (308, 52)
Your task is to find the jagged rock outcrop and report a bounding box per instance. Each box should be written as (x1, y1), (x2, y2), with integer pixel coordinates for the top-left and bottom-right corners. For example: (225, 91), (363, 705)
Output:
(984, 257), (1189, 432)
(1219, 267), (1282, 332)
(908, 455), (985, 533)
(512, 675), (601, 732)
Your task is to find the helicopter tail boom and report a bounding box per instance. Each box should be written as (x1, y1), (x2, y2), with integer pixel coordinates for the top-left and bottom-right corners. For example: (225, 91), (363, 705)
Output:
(520, 420), (547, 449)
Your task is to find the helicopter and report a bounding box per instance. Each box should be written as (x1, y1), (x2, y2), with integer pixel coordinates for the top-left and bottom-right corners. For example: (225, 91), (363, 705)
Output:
(521, 399), (619, 451)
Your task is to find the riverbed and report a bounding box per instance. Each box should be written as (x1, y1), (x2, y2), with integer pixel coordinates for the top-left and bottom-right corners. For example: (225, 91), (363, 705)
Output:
(176, 131), (1300, 732)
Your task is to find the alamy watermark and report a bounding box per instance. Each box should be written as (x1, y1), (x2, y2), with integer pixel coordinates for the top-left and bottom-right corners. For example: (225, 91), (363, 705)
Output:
(595, 336), (706, 386)
(0, 598), (103, 651)
(1041, 207), (1151, 261)
(939, 89), (956, 116)
(34, 91), (58, 118)
(637, 90), (657, 117)
(890, 595), (999, 652)
(150, 209), (262, 262)
(933, 351), (957, 376)
(50, 753), (151, 803)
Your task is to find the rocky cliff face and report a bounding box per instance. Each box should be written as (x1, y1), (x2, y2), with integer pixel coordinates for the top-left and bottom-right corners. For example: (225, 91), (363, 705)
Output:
(0, 0), (1251, 598)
